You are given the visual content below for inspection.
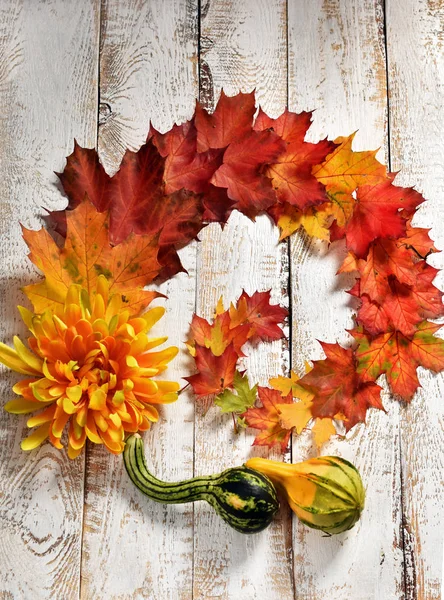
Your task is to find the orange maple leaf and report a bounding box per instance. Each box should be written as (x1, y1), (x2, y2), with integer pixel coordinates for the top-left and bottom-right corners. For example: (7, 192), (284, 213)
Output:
(22, 197), (161, 314)
(354, 321), (444, 400)
(298, 342), (384, 430)
(254, 108), (335, 210)
(242, 387), (293, 452)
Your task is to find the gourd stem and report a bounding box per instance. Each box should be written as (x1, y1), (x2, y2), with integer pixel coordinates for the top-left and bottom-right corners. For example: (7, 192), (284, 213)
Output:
(124, 435), (216, 504)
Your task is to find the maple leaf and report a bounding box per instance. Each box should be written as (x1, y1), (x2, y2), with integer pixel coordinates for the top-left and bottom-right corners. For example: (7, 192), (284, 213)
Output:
(195, 90), (256, 152)
(107, 141), (205, 255)
(201, 185), (236, 223)
(214, 371), (257, 414)
(151, 120), (223, 194)
(400, 220), (438, 258)
(254, 109), (335, 210)
(354, 321), (444, 400)
(57, 141), (111, 212)
(298, 342), (384, 430)
(269, 202), (331, 241)
(211, 130), (285, 219)
(243, 387), (293, 451)
(337, 251), (360, 274)
(184, 344), (238, 397)
(355, 263), (444, 337)
(313, 134), (388, 227)
(311, 418), (337, 449)
(277, 397), (313, 434)
(358, 238), (419, 303)
(22, 198), (161, 314)
(254, 108), (313, 143)
(278, 399), (339, 449)
(269, 368), (314, 402)
(186, 312), (250, 357)
(270, 368), (339, 449)
(228, 290), (288, 341)
(105, 141), (164, 244)
(333, 177), (425, 257)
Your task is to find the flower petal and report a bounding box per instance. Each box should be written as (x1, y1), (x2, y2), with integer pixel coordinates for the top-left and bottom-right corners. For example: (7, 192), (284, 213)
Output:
(21, 422), (51, 451)
(0, 342), (40, 375)
(4, 398), (41, 414)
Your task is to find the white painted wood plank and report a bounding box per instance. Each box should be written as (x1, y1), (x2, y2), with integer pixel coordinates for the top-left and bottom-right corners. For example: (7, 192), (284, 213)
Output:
(80, 2), (198, 599)
(386, 1), (444, 597)
(288, 2), (404, 598)
(193, 1), (294, 598)
(0, 1), (99, 598)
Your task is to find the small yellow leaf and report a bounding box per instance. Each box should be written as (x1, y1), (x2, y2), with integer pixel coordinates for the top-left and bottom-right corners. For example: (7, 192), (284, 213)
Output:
(269, 369), (314, 403)
(278, 398), (312, 434)
(215, 296), (225, 316)
(277, 204), (331, 241)
(312, 418), (336, 449)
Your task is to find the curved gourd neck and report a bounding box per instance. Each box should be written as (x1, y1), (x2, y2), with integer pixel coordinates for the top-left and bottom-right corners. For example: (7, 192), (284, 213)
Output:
(124, 435), (218, 504)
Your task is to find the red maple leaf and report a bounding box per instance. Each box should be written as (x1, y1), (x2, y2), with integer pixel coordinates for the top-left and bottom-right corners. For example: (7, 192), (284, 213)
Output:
(354, 321), (444, 400)
(185, 344), (238, 397)
(335, 177), (425, 258)
(298, 342), (384, 430)
(201, 185), (236, 223)
(254, 108), (336, 210)
(242, 387), (293, 451)
(228, 290), (288, 341)
(211, 130), (285, 218)
(355, 263), (444, 337)
(358, 238), (419, 303)
(108, 140), (165, 244)
(56, 140), (111, 212)
(254, 108), (312, 144)
(195, 90), (256, 152)
(151, 120), (223, 194)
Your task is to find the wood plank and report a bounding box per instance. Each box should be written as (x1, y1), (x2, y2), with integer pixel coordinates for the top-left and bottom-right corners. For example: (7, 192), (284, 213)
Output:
(193, 1), (294, 598)
(386, 1), (444, 597)
(80, 2), (198, 599)
(0, 1), (99, 598)
(288, 2), (404, 598)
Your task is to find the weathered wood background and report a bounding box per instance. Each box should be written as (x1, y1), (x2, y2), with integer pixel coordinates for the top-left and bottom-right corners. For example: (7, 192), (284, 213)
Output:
(0, 1), (443, 598)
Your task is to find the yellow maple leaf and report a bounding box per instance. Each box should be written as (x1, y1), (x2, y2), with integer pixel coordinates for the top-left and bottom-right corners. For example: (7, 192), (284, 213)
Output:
(311, 418), (337, 449)
(276, 203), (331, 241)
(204, 318), (229, 356)
(269, 367), (313, 402)
(278, 398), (312, 434)
(312, 133), (388, 227)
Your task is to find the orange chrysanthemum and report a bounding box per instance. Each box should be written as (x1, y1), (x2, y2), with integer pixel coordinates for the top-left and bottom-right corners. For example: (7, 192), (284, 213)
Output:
(0, 275), (179, 458)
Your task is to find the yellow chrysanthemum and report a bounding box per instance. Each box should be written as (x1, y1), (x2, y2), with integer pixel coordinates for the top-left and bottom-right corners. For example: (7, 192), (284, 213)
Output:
(0, 275), (179, 458)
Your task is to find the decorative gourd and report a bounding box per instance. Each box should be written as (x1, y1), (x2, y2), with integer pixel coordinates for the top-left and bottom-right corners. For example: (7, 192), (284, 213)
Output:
(124, 434), (279, 534)
(246, 456), (365, 534)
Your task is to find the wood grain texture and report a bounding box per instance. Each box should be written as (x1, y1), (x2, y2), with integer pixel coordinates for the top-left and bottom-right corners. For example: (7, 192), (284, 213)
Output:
(0, 1), (99, 599)
(193, 1), (294, 598)
(386, 1), (444, 597)
(80, 2), (199, 599)
(288, 1), (404, 598)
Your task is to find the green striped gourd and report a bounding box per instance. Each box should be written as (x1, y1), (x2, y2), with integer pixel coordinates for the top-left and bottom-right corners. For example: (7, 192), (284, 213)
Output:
(124, 434), (279, 534)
